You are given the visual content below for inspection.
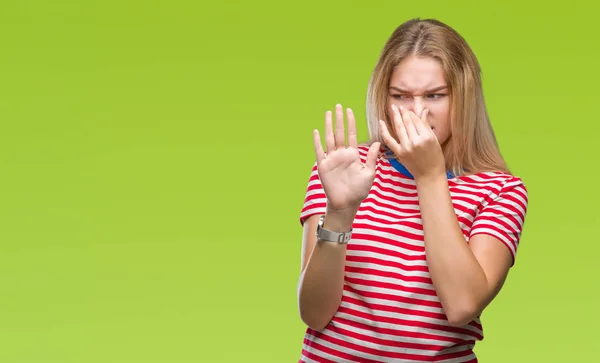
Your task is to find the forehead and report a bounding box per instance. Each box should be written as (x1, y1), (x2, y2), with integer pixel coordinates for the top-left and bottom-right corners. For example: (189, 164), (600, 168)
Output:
(390, 56), (446, 90)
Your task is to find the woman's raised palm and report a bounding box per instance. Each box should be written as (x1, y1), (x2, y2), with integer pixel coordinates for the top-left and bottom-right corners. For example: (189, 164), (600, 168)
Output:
(313, 104), (381, 212)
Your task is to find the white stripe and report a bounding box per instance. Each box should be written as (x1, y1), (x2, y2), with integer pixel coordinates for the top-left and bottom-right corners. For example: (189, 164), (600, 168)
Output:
(345, 268), (434, 292)
(470, 227), (516, 254)
(348, 238), (428, 260)
(358, 200), (420, 219)
(331, 315), (463, 346)
(344, 276), (441, 303)
(337, 299), (483, 337)
(306, 327), (475, 362)
(300, 344), (349, 363)
(304, 332), (385, 362)
(346, 247), (428, 270)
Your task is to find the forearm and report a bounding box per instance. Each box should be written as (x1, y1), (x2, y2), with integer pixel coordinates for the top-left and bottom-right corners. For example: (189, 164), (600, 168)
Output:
(297, 209), (354, 330)
(416, 174), (489, 326)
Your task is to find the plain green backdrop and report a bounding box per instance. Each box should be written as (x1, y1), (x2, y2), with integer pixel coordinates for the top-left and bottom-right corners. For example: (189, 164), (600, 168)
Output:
(0, 0), (598, 362)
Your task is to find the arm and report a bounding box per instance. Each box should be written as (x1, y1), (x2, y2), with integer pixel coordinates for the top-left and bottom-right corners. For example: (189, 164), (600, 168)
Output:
(378, 105), (527, 327)
(297, 209), (355, 330)
(416, 174), (513, 326)
(297, 104), (380, 330)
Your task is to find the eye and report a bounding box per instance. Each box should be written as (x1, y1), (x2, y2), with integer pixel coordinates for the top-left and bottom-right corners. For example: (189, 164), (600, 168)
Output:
(391, 94), (411, 100)
(426, 94), (447, 100)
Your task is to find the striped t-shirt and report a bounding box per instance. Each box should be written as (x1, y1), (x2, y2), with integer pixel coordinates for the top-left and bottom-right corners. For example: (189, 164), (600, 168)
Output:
(298, 145), (528, 363)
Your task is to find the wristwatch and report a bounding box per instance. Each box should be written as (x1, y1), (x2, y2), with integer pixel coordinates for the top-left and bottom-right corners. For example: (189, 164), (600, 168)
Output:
(316, 215), (352, 244)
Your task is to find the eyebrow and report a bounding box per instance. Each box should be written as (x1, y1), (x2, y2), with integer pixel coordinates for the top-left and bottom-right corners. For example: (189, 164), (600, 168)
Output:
(389, 85), (448, 93)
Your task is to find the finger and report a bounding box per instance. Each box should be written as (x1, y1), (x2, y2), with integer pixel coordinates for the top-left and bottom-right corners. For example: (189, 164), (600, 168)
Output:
(391, 104), (410, 147)
(313, 129), (326, 164)
(334, 104), (345, 148)
(324, 110), (335, 153)
(365, 141), (381, 170)
(379, 120), (402, 155)
(346, 108), (358, 148)
(400, 106), (419, 139)
(414, 109), (431, 135)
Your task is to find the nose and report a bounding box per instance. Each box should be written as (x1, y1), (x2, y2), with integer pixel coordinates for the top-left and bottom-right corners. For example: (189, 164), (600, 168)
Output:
(408, 98), (424, 118)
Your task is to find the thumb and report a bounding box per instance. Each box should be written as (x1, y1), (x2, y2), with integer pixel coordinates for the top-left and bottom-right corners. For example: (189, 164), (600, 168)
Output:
(422, 109), (437, 138)
(365, 142), (381, 170)
(422, 109), (430, 126)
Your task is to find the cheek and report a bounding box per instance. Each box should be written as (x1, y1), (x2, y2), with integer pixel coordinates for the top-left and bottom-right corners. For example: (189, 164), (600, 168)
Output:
(428, 103), (451, 125)
(386, 103), (397, 121)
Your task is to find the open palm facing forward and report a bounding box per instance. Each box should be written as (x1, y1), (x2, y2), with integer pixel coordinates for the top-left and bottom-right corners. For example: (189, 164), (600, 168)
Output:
(313, 104), (381, 213)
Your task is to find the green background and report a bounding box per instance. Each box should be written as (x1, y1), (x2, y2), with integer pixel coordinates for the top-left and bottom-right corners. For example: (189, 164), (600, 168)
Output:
(0, 0), (598, 362)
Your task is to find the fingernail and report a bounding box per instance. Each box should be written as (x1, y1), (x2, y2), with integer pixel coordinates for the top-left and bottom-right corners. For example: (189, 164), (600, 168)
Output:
(347, 108), (352, 113)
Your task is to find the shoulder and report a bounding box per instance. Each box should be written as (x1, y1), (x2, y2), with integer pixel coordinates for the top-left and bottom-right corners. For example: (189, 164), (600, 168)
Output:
(457, 171), (526, 189)
(457, 171), (528, 207)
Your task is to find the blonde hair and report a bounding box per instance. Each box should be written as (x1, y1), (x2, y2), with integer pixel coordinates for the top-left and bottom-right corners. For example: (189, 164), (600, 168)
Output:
(365, 18), (509, 176)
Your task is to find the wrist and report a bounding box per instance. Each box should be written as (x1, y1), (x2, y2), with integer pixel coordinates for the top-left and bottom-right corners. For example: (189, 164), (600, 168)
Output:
(415, 171), (448, 189)
(323, 206), (357, 232)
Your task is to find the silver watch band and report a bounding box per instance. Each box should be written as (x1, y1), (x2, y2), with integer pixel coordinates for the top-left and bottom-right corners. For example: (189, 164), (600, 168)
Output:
(315, 215), (352, 244)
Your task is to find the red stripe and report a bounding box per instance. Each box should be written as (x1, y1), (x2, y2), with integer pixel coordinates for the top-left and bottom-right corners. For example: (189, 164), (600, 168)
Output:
(345, 275), (437, 297)
(354, 221), (424, 243)
(344, 260), (432, 284)
(368, 186), (420, 206)
(489, 198), (525, 220)
(342, 295), (446, 320)
(470, 223), (514, 246)
(301, 202), (326, 215)
(309, 330), (474, 361)
(352, 232), (426, 255)
(306, 183), (324, 192)
(450, 184), (498, 199)
(330, 324), (448, 351)
(358, 204), (421, 219)
(457, 215), (475, 229)
(355, 213), (424, 233)
(458, 174), (505, 184)
(333, 315), (471, 344)
(371, 178), (418, 197)
(336, 305), (483, 340)
(474, 211), (520, 239)
(300, 347), (337, 363)
(450, 200), (478, 216)
(375, 166), (417, 185)
(303, 336), (383, 363)
(344, 284), (442, 309)
(348, 243), (428, 266)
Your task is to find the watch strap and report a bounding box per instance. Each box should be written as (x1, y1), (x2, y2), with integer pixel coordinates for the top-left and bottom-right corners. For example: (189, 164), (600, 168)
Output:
(316, 215), (352, 244)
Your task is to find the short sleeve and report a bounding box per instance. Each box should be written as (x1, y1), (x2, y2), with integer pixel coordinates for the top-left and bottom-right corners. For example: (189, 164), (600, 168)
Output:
(470, 176), (529, 265)
(299, 162), (327, 226)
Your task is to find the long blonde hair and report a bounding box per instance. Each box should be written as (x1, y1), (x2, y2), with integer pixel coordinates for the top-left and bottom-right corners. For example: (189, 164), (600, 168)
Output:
(365, 18), (509, 176)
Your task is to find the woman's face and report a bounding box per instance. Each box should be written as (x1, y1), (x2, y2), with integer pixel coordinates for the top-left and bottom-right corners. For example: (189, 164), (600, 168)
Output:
(387, 56), (452, 145)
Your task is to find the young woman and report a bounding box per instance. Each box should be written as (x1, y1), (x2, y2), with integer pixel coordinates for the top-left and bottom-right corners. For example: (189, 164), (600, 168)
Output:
(296, 18), (529, 362)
